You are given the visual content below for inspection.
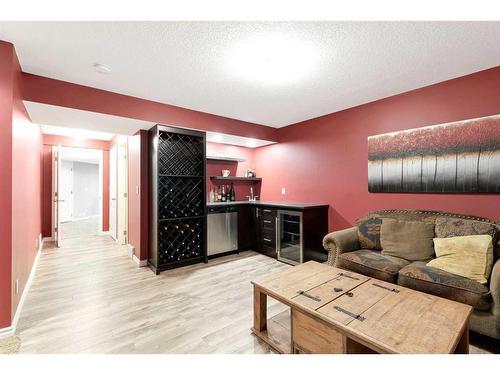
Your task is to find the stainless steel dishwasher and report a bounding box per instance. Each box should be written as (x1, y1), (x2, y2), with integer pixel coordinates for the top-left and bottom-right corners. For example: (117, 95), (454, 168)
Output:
(207, 205), (238, 256)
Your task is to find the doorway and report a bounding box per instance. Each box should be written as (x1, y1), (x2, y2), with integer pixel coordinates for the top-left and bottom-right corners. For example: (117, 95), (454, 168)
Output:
(52, 146), (104, 244)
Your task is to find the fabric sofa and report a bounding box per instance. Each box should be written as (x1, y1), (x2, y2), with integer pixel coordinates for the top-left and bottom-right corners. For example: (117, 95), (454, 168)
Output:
(322, 209), (500, 340)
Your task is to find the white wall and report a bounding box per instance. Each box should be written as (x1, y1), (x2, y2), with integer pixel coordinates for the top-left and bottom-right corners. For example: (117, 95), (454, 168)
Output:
(72, 161), (99, 219)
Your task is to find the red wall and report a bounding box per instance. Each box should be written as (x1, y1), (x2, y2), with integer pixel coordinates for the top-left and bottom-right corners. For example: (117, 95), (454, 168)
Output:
(11, 47), (42, 317)
(255, 66), (500, 232)
(0, 41), (15, 329)
(41, 135), (111, 237)
(206, 142), (259, 202)
(0, 41), (43, 328)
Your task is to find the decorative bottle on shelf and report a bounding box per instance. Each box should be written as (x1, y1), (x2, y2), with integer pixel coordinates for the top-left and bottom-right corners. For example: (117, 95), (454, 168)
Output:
(217, 186), (222, 202)
(230, 183), (235, 201)
(209, 188), (214, 203)
(221, 185), (226, 202)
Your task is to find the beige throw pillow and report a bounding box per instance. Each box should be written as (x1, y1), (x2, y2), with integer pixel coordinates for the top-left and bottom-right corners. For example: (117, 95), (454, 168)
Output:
(380, 218), (435, 261)
(428, 235), (494, 284)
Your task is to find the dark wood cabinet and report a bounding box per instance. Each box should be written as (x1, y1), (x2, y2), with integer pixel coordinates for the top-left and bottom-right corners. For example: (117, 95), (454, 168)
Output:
(149, 125), (207, 274)
(260, 207), (277, 259)
(235, 203), (328, 263)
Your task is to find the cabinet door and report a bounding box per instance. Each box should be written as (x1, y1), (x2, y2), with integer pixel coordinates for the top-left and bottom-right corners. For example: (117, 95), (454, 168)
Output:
(253, 207), (264, 252)
(237, 206), (256, 250)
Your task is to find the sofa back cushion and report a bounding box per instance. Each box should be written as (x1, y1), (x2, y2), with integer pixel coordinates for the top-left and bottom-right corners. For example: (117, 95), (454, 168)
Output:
(435, 217), (497, 240)
(428, 235), (494, 284)
(356, 217), (382, 250)
(365, 210), (500, 261)
(380, 218), (435, 261)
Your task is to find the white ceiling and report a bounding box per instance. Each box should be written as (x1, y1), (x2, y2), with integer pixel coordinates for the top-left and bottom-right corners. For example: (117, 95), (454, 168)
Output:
(40, 124), (116, 140)
(3, 22), (500, 127)
(28, 101), (274, 148)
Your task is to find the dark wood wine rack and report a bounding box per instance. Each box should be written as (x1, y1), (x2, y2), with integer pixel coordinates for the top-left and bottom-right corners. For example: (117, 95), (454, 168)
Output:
(149, 125), (207, 274)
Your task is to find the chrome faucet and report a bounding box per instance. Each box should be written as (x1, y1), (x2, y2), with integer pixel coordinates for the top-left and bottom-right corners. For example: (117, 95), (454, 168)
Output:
(246, 187), (259, 202)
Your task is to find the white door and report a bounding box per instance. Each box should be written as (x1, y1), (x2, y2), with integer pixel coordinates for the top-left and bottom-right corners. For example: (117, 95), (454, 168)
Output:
(52, 145), (62, 247)
(117, 140), (128, 245)
(109, 145), (118, 241)
(59, 160), (74, 223)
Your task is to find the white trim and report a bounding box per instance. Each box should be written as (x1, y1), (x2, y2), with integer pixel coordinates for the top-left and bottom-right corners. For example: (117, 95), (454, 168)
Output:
(99, 230), (110, 236)
(133, 254), (148, 267)
(0, 324), (14, 338)
(127, 243), (134, 259)
(98, 150), (104, 234)
(42, 236), (54, 242)
(0, 236), (43, 338)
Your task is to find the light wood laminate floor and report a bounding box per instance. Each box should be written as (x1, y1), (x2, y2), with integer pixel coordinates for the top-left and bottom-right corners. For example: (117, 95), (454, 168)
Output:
(60, 216), (99, 240)
(15, 233), (498, 354)
(17, 234), (289, 353)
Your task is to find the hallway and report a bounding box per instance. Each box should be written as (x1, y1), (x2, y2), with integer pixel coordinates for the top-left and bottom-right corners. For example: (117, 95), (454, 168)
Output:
(15, 234), (287, 353)
(61, 216), (100, 240)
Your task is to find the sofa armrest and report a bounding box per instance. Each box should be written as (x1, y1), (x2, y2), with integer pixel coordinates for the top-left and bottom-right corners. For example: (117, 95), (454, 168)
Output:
(490, 258), (500, 316)
(322, 226), (360, 267)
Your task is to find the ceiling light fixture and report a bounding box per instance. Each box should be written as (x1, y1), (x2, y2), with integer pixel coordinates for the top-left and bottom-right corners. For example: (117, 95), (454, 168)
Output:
(225, 33), (318, 86)
(93, 63), (111, 74)
(246, 139), (257, 148)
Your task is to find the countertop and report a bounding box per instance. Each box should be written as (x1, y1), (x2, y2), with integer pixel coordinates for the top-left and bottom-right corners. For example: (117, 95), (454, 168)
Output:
(207, 200), (329, 210)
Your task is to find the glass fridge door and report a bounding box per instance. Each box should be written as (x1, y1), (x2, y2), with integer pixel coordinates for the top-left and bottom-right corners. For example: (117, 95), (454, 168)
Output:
(277, 210), (303, 265)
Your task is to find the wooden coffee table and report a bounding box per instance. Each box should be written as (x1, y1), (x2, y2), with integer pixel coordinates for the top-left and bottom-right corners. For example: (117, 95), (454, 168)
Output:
(251, 261), (472, 354)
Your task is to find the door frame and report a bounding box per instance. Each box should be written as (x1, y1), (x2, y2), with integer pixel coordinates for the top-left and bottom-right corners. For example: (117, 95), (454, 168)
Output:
(51, 146), (104, 244)
(51, 145), (61, 247)
(117, 137), (129, 245)
(109, 144), (118, 241)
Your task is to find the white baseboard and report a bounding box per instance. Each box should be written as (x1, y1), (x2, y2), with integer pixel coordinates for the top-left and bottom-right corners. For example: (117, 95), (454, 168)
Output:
(42, 236), (54, 242)
(99, 230), (110, 236)
(0, 324), (14, 338)
(0, 236), (43, 338)
(133, 254), (148, 267)
(127, 244), (134, 259)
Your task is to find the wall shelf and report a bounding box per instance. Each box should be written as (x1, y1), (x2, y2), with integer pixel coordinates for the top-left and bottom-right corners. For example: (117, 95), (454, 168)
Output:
(210, 176), (262, 182)
(206, 155), (246, 162)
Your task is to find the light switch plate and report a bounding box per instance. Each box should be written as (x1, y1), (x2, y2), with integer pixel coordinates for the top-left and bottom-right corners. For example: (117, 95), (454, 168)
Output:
(281, 187), (286, 195)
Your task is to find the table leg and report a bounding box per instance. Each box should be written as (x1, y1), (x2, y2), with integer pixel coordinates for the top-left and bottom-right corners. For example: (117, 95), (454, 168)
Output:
(253, 286), (267, 332)
(454, 321), (469, 354)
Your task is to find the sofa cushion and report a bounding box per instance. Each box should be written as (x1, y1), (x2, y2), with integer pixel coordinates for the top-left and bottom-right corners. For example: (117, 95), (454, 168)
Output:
(356, 217), (382, 250)
(428, 235), (494, 284)
(435, 217), (499, 260)
(380, 218), (435, 261)
(337, 249), (410, 283)
(398, 262), (491, 311)
(435, 217), (497, 239)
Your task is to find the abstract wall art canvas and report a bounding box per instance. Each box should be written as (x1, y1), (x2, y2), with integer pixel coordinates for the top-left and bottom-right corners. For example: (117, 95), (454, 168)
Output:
(368, 115), (500, 193)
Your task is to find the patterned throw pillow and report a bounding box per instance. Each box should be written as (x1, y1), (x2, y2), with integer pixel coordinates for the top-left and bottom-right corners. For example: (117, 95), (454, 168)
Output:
(357, 217), (382, 250)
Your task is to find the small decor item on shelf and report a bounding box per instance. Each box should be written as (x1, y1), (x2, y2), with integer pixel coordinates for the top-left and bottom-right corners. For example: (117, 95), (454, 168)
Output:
(221, 169), (230, 177)
(209, 188), (215, 203)
(245, 167), (256, 178)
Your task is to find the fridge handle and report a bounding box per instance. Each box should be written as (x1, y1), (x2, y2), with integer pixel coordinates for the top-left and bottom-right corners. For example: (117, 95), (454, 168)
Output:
(275, 216), (279, 254)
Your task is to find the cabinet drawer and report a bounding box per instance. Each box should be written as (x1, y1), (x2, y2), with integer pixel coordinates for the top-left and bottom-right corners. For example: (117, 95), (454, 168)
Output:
(292, 309), (344, 354)
(262, 217), (276, 230)
(262, 208), (277, 221)
(262, 232), (275, 246)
